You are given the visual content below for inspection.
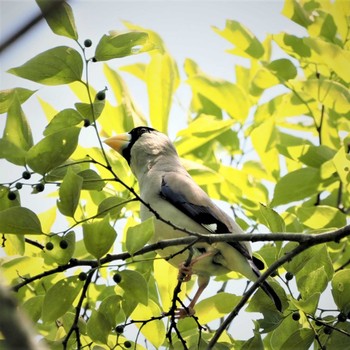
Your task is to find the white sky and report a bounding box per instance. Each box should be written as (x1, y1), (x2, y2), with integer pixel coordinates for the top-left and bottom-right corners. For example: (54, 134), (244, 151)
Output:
(0, 0), (317, 343)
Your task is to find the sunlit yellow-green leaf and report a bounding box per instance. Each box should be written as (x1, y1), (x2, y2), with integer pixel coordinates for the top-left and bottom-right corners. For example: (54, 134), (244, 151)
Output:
(131, 299), (165, 348)
(118, 270), (148, 305)
(333, 146), (350, 191)
(292, 79), (350, 114)
(187, 76), (249, 121)
(281, 0), (313, 28)
(251, 118), (280, 180)
(195, 293), (240, 324)
(332, 270), (350, 314)
(175, 115), (234, 155)
(213, 20), (264, 59)
(304, 37), (350, 83)
(297, 205), (346, 229)
(146, 52), (179, 132)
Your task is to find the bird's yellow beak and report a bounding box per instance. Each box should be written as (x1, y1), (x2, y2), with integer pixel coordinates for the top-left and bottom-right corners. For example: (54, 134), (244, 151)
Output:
(104, 133), (131, 155)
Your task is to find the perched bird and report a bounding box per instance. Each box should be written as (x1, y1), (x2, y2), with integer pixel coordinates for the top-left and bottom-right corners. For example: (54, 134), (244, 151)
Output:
(104, 126), (282, 314)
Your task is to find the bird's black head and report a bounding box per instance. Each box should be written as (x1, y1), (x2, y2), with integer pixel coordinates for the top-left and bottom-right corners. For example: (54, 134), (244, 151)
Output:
(122, 126), (156, 164)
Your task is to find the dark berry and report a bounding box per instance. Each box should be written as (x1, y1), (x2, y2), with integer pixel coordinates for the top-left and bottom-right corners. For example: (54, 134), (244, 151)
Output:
(45, 242), (54, 251)
(113, 273), (122, 284)
(15, 182), (23, 190)
(115, 325), (124, 334)
(35, 183), (45, 192)
(337, 312), (347, 322)
(84, 39), (92, 47)
(96, 91), (106, 101)
(292, 311), (300, 321)
(285, 272), (294, 281)
(59, 239), (68, 249)
(83, 119), (90, 127)
(124, 340), (132, 348)
(92, 57), (97, 62)
(324, 326), (332, 335)
(22, 171), (31, 180)
(78, 272), (87, 281)
(315, 317), (323, 326)
(7, 191), (16, 200)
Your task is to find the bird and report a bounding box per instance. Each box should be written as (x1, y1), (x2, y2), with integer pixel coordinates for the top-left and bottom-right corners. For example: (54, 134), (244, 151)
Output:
(104, 126), (282, 315)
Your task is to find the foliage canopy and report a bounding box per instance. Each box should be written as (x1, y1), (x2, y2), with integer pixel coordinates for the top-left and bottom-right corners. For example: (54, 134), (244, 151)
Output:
(0, 0), (350, 349)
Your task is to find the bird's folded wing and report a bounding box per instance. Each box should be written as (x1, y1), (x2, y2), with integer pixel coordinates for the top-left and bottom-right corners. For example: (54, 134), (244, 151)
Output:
(160, 173), (252, 261)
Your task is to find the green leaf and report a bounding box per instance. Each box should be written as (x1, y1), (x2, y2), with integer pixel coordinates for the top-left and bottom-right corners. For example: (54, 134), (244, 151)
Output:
(94, 31), (149, 61)
(22, 296), (44, 323)
(0, 88), (36, 114)
(86, 310), (110, 344)
(75, 100), (105, 123)
(118, 269), (148, 305)
(265, 58), (297, 81)
(293, 79), (350, 114)
(0, 207), (43, 235)
(281, 0), (313, 28)
(195, 293), (240, 324)
(8, 46), (83, 85)
(297, 206), (346, 229)
(286, 144), (336, 168)
(212, 20), (264, 59)
(147, 53), (179, 132)
(285, 243), (334, 291)
(2, 94), (33, 161)
(83, 217), (117, 259)
(78, 169), (105, 191)
(99, 295), (122, 328)
(42, 276), (83, 322)
(332, 270), (350, 314)
(44, 108), (83, 136)
(291, 292), (320, 314)
(187, 76), (249, 121)
(259, 203), (286, 232)
(44, 231), (76, 265)
(57, 168), (83, 218)
(36, 0), (78, 40)
(97, 196), (128, 219)
(0, 138), (27, 166)
(26, 126), (80, 174)
(298, 266), (328, 300)
(126, 217), (154, 255)
(272, 167), (322, 206)
(281, 329), (315, 350)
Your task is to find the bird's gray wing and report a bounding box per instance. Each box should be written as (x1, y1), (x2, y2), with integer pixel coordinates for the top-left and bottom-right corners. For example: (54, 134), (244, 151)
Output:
(160, 173), (254, 262)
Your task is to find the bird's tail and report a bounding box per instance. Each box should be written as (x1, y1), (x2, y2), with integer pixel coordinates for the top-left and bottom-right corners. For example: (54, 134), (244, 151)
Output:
(249, 261), (282, 312)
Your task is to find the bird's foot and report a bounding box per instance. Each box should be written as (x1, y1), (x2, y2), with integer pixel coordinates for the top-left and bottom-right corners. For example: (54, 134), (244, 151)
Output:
(175, 306), (196, 319)
(177, 262), (193, 282)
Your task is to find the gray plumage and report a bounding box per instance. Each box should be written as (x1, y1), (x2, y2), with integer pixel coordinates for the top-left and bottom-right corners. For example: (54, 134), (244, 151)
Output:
(105, 126), (282, 312)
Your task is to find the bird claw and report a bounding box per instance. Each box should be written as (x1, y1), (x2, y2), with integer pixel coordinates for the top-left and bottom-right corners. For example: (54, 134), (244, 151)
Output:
(178, 262), (193, 282)
(175, 307), (195, 319)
